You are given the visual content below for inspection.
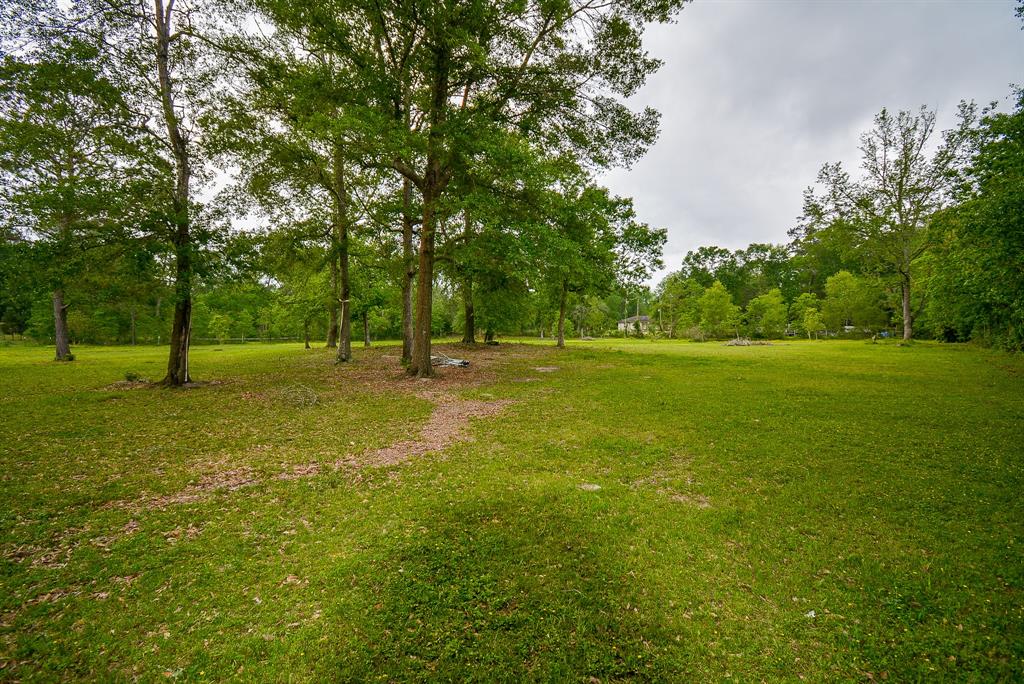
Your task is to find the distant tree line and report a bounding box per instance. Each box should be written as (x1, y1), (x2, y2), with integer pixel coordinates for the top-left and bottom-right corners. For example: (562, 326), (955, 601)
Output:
(651, 93), (1024, 349)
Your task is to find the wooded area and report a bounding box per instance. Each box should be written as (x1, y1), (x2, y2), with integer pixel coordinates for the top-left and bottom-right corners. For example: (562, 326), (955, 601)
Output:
(3, 1), (1021, 382)
(0, 0), (677, 380)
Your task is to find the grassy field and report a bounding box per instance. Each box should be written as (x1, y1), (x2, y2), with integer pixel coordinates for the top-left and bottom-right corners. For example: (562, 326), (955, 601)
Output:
(1, 338), (1022, 681)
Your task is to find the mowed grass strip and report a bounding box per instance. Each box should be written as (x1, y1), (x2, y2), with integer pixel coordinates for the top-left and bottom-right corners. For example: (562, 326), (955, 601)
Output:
(0, 340), (1021, 681)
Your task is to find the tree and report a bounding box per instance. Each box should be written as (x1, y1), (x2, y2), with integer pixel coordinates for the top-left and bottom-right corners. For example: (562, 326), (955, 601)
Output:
(207, 312), (231, 344)
(210, 23), (394, 363)
(698, 281), (740, 340)
(250, 0), (687, 376)
(802, 309), (824, 340)
(571, 297), (613, 338)
(925, 89), (1024, 349)
(65, 0), (227, 383)
(799, 105), (974, 340)
(654, 272), (702, 338)
(821, 270), (885, 333)
(0, 28), (145, 361)
(746, 288), (787, 339)
(680, 246), (736, 289)
(540, 184), (664, 348)
(789, 292), (820, 336)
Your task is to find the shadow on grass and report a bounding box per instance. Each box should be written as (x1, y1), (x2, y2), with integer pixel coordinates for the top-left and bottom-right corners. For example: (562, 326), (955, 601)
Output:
(331, 496), (683, 682)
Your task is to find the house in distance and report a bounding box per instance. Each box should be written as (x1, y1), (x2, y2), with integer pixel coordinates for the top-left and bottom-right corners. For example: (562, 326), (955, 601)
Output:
(617, 315), (650, 334)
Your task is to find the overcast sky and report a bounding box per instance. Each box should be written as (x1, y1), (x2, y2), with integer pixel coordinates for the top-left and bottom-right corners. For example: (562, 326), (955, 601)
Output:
(600, 0), (1024, 284)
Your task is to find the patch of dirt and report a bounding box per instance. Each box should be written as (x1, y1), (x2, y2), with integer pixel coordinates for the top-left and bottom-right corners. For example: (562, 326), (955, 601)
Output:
(337, 343), (548, 392)
(102, 466), (260, 514)
(668, 492), (712, 508)
(91, 348), (531, 515)
(25, 587), (81, 606)
(628, 469), (710, 509)
(144, 468), (259, 510)
(180, 380), (225, 389)
(101, 380), (153, 391)
(276, 462), (322, 481)
(1, 524), (94, 569)
(533, 366), (560, 373)
(351, 392), (514, 468)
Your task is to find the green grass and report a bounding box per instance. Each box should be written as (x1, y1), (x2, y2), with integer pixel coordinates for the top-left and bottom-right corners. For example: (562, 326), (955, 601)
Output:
(1, 339), (1022, 681)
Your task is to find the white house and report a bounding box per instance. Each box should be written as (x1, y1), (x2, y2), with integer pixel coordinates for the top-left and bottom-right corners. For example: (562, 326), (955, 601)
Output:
(617, 315), (650, 333)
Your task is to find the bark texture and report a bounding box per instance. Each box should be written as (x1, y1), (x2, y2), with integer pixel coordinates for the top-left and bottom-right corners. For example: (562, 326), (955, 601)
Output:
(156, 0), (193, 386)
(408, 48), (450, 378)
(411, 192), (437, 377)
(460, 210), (475, 344)
(52, 289), (71, 361)
(461, 277), (475, 344)
(901, 273), (913, 341)
(401, 179), (415, 365)
(326, 255), (339, 348)
(333, 147), (351, 363)
(556, 280), (568, 348)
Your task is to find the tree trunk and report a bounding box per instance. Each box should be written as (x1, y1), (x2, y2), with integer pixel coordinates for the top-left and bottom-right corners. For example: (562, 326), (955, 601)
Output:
(130, 306), (137, 346)
(484, 328), (495, 344)
(154, 297), (162, 345)
(163, 239), (192, 385)
(336, 248), (351, 361)
(401, 179), (415, 365)
(326, 254), (339, 348)
(461, 277), (475, 344)
(410, 190), (437, 377)
(156, 0), (193, 386)
(163, 240), (192, 385)
(334, 147), (352, 364)
(556, 280), (568, 348)
(460, 210), (475, 344)
(304, 319), (311, 349)
(52, 289), (71, 361)
(901, 273), (913, 341)
(362, 311), (370, 347)
(407, 45), (450, 379)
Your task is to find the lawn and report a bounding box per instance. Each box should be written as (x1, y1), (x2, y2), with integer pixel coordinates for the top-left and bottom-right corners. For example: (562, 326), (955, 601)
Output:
(1, 339), (1022, 681)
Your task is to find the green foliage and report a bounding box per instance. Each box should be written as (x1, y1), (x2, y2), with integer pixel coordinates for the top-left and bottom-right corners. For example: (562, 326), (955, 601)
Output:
(802, 309), (825, 339)
(681, 244), (798, 307)
(745, 288), (788, 339)
(923, 90), (1024, 350)
(206, 312), (232, 345)
(570, 297), (615, 338)
(821, 271), (886, 332)
(797, 104), (975, 339)
(789, 292), (820, 332)
(697, 281), (740, 339)
(653, 272), (702, 338)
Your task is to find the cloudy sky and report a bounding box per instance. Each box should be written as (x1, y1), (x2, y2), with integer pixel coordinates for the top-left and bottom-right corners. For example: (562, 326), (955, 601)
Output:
(601, 0), (1024, 284)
